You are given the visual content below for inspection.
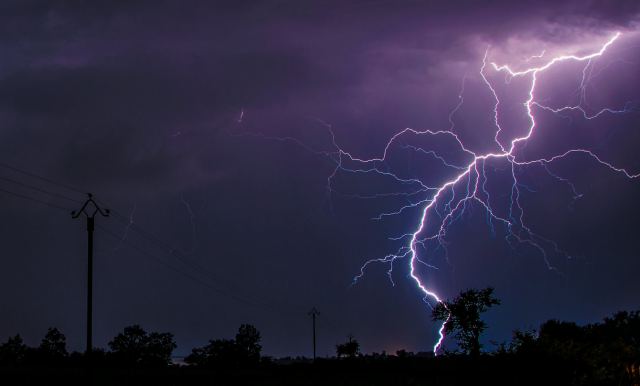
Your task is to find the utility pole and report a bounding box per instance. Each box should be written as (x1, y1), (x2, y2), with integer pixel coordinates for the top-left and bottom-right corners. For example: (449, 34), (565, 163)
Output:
(308, 307), (320, 360)
(72, 193), (109, 355)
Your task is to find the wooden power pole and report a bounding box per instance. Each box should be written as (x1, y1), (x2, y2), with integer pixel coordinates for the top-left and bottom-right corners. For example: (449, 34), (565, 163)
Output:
(72, 193), (109, 355)
(308, 307), (320, 360)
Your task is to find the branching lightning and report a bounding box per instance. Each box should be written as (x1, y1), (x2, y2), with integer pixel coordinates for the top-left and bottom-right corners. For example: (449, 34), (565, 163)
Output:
(334, 32), (638, 354)
(239, 31), (638, 354)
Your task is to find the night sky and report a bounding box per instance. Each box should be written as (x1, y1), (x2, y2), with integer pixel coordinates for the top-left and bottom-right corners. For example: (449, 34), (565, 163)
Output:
(1, 0), (639, 358)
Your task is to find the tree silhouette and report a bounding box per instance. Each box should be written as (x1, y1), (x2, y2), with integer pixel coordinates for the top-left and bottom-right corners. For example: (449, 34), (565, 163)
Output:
(38, 327), (68, 358)
(432, 287), (500, 357)
(598, 310), (640, 382)
(510, 311), (640, 384)
(108, 325), (176, 366)
(336, 335), (360, 358)
(235, 324), (262, 364)
(0, 335), (27, 365)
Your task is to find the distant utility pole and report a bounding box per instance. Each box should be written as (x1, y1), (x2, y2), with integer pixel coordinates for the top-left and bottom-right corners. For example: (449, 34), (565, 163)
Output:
(308, 307), (320, 360)
(72, 193), (109, 355)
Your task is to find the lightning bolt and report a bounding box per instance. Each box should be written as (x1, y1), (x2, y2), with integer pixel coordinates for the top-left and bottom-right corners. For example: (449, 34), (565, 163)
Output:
(238, 108), (245, 124)
(114, 203), (137, 251)
(237, 31), (637, 354)
(341, 31), (637, 354)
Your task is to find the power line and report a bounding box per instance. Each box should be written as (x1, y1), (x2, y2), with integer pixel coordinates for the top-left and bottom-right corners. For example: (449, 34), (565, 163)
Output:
(0, 187), (306, 321)
(0, 186), (72, 212)
(0, 165), (282, 314)
(0, 162), (313, 321)
(0, 178), (347, 344)
(0, 161), (86, 195)
(0, 175), (83, 204)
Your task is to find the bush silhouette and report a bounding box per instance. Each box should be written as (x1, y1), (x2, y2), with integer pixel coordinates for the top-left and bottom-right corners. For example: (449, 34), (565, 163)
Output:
(108, 324), (176, 366)
(336, 335), (360, 358)
(186, 323), (262, 368)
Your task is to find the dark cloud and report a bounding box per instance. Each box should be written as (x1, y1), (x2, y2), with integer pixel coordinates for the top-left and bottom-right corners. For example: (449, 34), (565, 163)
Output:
(0, 1), (638, 357)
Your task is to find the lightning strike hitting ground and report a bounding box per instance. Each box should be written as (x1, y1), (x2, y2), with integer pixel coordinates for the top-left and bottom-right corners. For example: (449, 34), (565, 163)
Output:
(341, 32), (637, 354)
(239, 31), (637, 354)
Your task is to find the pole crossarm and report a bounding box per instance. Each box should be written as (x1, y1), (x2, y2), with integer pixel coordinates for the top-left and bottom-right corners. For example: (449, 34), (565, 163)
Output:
(71, 193), (110, 220)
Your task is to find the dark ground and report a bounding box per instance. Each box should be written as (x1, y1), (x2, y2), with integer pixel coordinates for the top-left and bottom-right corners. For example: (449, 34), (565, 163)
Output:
(0, 355), (609, 386)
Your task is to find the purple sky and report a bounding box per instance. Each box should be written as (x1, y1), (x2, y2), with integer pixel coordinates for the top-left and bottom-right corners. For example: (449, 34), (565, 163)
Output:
(0, 1), (639, 357)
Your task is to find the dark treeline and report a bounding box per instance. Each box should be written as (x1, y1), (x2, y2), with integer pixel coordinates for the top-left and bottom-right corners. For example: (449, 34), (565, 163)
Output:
(1, 301), (639, 385)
